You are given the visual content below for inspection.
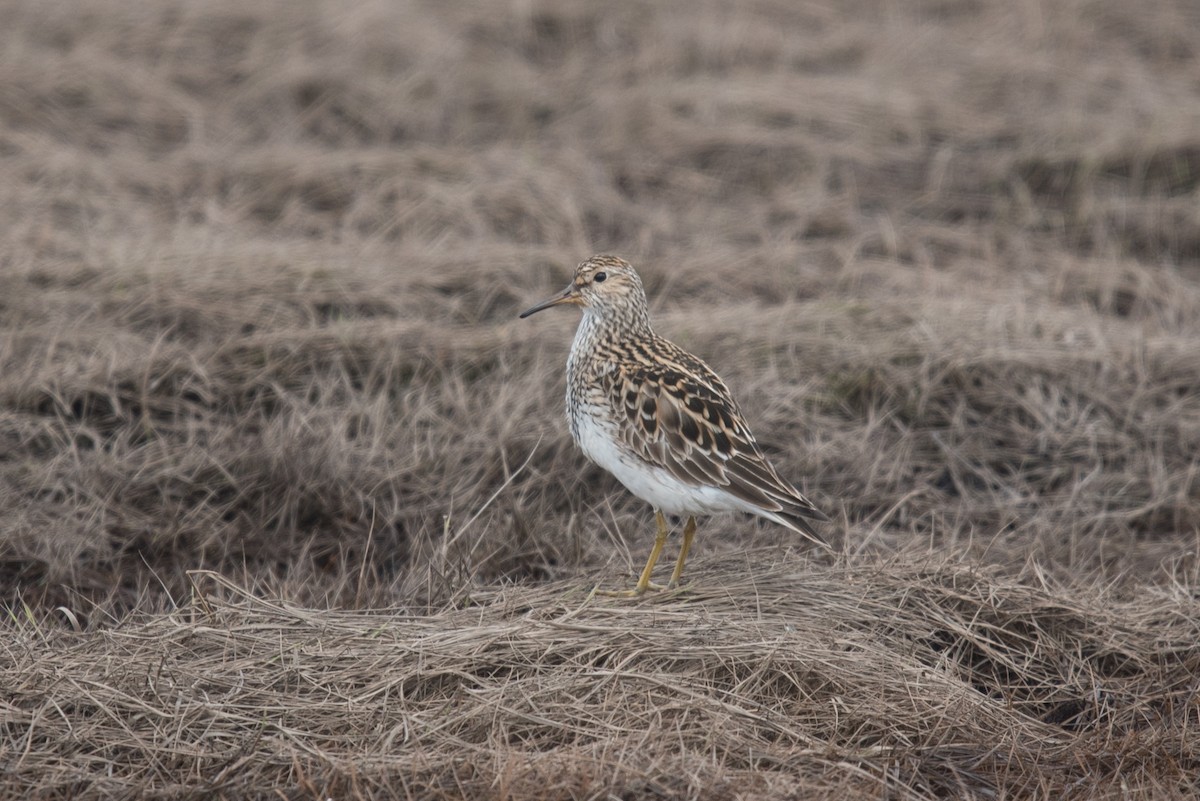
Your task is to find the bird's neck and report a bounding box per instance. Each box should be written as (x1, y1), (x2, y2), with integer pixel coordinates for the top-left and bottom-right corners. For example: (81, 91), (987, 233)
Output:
(571, 305), (653, 360)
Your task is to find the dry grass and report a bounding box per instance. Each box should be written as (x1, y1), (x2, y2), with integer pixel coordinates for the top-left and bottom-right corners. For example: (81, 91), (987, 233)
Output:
(6, 563), (1199, 800)
(1, 0), (1199, 797)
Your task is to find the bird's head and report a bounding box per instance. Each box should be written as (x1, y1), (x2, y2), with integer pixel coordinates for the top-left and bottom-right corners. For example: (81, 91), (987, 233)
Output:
(519, 255), (648, 322)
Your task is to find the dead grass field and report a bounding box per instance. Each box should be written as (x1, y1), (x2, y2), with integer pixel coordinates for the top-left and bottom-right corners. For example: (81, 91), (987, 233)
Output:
(2, 0), (1199, 798)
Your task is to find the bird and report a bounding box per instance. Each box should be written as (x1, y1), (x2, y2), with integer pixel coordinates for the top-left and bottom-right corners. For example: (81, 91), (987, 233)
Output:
(520, 255), (829, 596)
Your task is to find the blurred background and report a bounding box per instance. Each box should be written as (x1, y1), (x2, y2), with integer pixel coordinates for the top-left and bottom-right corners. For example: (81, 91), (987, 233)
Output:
(1, 0), (1198, 616)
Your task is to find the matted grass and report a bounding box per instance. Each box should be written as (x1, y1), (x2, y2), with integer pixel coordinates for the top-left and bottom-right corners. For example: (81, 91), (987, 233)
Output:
(6, 559), (1198, 800)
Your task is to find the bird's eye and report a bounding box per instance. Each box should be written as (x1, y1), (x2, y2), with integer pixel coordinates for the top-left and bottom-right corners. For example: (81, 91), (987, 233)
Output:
(593, 272), (607, 283)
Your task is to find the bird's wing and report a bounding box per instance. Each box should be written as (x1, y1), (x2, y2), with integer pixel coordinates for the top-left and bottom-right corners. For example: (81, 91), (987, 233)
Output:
(606, 358), (828, 535)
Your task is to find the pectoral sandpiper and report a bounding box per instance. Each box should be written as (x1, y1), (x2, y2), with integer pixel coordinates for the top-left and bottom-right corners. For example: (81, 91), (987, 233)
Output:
(520, 255), (829, 596)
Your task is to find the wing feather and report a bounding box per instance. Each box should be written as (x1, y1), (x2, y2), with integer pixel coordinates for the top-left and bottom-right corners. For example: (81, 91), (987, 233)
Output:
(604, 355), (827, 535)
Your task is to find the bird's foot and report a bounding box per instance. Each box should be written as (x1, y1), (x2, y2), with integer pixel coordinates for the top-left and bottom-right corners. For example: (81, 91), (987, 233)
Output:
(593, 579), (683, 598)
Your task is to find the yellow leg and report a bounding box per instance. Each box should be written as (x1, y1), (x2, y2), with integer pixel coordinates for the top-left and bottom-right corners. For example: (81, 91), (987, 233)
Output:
(667, 516), (696, 589)
(597, 510), (670, 597)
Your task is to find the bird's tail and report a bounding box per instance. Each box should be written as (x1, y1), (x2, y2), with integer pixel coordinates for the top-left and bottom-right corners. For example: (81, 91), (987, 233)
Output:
(771, 502), (831, 549)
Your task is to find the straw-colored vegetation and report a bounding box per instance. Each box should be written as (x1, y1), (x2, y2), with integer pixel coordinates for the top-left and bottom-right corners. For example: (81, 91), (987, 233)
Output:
(2, 0), (1199, 798)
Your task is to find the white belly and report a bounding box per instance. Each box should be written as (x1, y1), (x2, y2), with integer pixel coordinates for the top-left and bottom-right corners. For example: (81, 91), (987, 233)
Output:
(573, 408), (751, 517)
